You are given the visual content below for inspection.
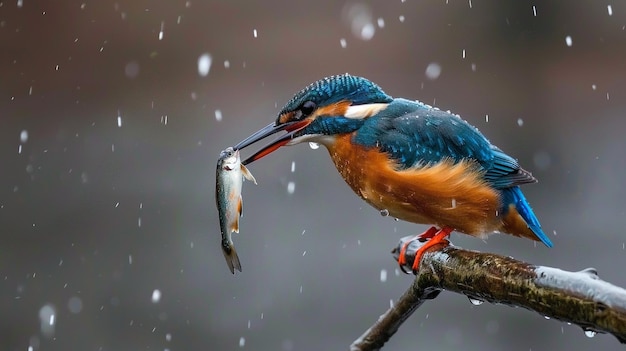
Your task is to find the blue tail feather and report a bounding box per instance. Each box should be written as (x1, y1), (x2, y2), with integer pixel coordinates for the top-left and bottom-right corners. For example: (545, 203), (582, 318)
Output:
(501, 187), (553, 248)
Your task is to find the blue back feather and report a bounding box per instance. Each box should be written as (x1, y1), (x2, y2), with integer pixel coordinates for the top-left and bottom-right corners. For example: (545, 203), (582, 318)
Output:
(353, 98), (537, 188)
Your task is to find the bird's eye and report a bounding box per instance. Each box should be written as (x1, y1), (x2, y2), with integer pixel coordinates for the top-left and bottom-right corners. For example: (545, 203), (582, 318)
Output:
(299, 101), (316, 118)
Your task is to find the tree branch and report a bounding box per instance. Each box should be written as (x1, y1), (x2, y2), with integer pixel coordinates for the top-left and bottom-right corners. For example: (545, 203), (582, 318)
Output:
(351, 236), (626, 351)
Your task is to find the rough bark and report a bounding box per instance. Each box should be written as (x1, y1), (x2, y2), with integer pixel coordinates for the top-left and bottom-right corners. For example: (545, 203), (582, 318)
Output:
(351, 236), (626, 351)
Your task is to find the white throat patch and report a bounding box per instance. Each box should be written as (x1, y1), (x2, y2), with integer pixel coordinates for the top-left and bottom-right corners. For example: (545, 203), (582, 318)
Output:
(344, 103), (389, 119)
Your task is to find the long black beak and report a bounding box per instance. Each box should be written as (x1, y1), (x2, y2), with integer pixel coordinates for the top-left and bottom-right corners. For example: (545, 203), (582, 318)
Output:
(233, 119), (311, 165)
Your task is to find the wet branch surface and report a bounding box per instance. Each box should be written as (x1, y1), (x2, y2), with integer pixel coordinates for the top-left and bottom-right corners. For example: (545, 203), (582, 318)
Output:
(351, 236), (626, 351)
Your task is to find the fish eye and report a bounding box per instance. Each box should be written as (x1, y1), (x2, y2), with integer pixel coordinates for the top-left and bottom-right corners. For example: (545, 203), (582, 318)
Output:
(299, 101), (316, 118)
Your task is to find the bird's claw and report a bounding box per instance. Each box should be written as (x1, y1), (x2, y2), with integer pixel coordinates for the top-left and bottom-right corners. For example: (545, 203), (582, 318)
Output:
(393, 228), (452, 274)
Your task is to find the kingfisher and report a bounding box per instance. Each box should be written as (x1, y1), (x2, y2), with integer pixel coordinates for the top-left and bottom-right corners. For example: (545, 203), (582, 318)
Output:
(233, 74), (552, 272)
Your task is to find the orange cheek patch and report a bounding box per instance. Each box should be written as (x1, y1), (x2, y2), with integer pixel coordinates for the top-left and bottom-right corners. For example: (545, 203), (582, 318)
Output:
(278, 112), (294, 124)
(312, 101), (351, 118)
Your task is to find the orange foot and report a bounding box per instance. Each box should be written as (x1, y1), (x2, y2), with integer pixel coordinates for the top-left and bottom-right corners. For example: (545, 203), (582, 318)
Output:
(397, 227), (453, 273)
(397, 227), (437, 267)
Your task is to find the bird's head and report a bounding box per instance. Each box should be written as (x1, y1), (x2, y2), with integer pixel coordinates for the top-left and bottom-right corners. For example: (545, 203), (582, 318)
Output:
(234, 74), (393, 165)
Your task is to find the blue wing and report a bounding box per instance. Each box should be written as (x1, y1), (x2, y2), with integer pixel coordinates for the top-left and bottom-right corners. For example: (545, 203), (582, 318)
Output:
(353, 98), (536, 189)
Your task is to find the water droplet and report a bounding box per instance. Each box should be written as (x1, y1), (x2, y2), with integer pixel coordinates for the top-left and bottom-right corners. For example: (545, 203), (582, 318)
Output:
(607, 5), (613, 16)
(339, 38), (347, 48)
(17, 0), (23, 8)
(166, 333), (172, 342)
(290, 161), (296, 173)
(158, 21), (164, 40)
(308, 142), (319, 150)
(533, 151), (551, 170)
(239, 336), (246, 347)
(425, 62), (442, 80)
(224, 60), (230, 68)
(287, 181), (295, 194)
(360, 23), (375, 40)
(517, 118), (524, 127)
(20, 130), (28, 143)
(124, 61), (140, 78)
(197, 53), (212, 77)
(468, 297), (484, 306)
(151, 289), (161, 303)
(253, 29), (258, 38)
(380, 209), (389, 217)
(377, 18), (385, 28)
(117, 112), (122, 127)
(67, 296), (83, 314)
(462, 49), (466, 59)
(451, 198), (456, 209)
(343, 3), (375, 41)
(399, 15), (405, 22)
(565, 35), (573, 47)
(584, 329), (596, 338)
(215, 109), (223, 122)
(380, 269), (387, 282)
(39, 304), (56, 336)
(544, 315), (550, 320)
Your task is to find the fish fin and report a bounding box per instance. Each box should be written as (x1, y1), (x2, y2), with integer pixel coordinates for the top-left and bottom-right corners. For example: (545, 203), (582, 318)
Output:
(221, 241), (242, 274)
(233, 213), (240, 233)
(241, 164), (257, 185)
(238, 194), (243, 219)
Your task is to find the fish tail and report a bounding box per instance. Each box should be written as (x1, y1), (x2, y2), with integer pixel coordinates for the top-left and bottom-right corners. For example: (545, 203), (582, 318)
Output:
(222, 240), (242, 274)
(500, 186), (553, 248)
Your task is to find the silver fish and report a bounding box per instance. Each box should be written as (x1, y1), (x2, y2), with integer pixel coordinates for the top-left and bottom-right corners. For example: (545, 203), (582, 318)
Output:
(216, 147), (256, 273)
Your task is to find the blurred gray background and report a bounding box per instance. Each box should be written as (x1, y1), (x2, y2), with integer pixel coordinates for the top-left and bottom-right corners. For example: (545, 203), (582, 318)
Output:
(1, 1), (625, 350)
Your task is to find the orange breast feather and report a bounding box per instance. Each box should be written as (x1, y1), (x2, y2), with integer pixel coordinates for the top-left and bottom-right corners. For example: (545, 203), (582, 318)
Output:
(326, 134), (502, 236)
